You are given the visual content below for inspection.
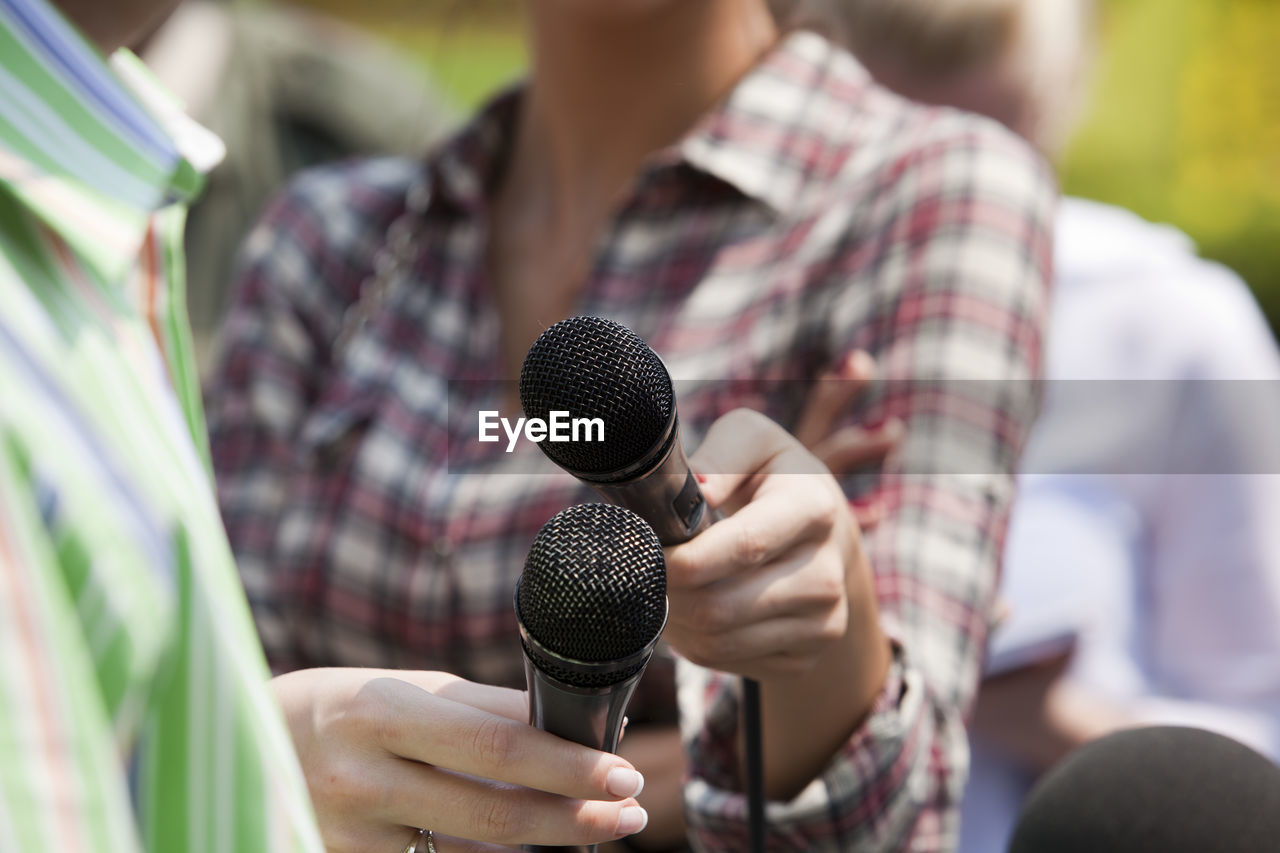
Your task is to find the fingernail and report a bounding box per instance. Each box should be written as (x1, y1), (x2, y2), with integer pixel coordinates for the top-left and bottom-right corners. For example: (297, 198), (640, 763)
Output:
(616, 805), (649, 836)
(847, 350), (875, 377)
(606, 767), (645, 799)
(694, 472), (706, 484)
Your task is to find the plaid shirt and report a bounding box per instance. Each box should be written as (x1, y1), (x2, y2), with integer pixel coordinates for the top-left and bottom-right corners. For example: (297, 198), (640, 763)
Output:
(208, 30), (1054, 852)
(0, 1), (322, 851)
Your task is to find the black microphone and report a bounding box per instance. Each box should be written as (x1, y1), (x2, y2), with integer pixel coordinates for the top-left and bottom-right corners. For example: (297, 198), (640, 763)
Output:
(520, 316), (767, 853)
(519, 316), (710, 543)
(515, 503), (667, 853)
(1009, 726), (1280, 853)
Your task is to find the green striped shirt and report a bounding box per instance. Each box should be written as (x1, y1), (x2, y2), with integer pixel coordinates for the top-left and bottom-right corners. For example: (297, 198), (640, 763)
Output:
(0, 1), (323, 850)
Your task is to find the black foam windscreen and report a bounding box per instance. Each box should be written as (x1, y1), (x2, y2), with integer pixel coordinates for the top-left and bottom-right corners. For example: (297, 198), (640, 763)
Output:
(519, 316), (674, 477)
(1009, 726), (1280, 853)
(517, 503), (666, 678)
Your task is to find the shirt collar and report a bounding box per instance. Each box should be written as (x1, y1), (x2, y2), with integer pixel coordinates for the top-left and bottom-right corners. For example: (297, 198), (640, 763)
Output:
(675, 29), (871, 217)
(0, 0), (223, 281)
(432, 30), (869, 219)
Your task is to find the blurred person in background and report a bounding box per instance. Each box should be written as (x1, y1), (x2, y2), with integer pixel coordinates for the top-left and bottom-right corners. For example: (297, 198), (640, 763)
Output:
(136, 0), (457, 371)
(205, 0), (1055, 849)
(821, 0), (1280, 850)
(0, 0), (320, 850)
(0, 0), (653, 850)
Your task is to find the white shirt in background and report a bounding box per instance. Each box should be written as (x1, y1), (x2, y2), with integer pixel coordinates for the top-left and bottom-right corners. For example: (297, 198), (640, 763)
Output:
(960, 197), (1280, 853)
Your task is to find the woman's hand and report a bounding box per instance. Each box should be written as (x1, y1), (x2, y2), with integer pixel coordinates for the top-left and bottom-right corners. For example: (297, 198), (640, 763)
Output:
(665, 409), (892, 798)
(972, 649), (1133, 774)
(271, 668), (649, 853)
(665, 409), (886, 683)
(793, 350), (903, 527)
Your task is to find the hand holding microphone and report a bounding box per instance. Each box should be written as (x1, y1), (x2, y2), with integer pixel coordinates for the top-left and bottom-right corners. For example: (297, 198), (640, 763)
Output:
(664, 408), (871, 681)
(666, 408), (893, 800)
(270, 666), (648, 853)
(520, 318), (892, 807)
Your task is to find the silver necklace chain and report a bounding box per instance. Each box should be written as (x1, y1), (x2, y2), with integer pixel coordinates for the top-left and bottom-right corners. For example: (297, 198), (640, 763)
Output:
(333, 170), (434, 360)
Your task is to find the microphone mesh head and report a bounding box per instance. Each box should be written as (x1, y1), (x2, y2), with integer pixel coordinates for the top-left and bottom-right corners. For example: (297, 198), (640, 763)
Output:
(520, 316), (674, 476)
(1010, 726), (1280, 853)
(518, 504), (666, 670)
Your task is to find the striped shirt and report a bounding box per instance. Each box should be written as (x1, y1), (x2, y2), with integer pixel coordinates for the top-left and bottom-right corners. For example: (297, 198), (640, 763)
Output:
(208, 30), (1054, 851)
(0, 1), (322, 851)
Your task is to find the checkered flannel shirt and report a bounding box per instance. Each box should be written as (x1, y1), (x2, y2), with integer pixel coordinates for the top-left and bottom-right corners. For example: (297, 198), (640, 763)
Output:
(207, 30), (1054, 852)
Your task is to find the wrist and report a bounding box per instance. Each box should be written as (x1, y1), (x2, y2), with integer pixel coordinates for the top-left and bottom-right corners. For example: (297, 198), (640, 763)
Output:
(754, 556), (891, 800)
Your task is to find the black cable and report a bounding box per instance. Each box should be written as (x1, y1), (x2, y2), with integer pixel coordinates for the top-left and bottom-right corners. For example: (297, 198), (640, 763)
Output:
(743, 677), (765, 853)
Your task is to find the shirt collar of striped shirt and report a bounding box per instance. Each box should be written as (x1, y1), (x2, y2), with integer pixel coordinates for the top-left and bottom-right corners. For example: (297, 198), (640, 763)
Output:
(431, 29), (870, 220)
(0, 0), (223, 282)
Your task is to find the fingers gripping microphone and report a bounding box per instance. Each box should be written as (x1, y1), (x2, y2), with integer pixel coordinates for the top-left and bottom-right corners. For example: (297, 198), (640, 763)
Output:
(516, 504), (667, 853)
(521, 317), (767, 853)
(519, 316), (711, 544)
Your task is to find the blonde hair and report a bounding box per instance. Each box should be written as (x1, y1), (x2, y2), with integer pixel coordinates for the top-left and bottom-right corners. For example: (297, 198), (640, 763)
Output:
(806, 0), (1096, 154)
(830, 0), (1025, 74)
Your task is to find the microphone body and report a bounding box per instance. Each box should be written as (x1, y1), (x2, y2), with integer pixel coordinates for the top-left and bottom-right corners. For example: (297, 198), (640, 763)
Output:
(514, 503), (668, 853)
(576, 416), (711, 545)
(520, 627), (654, 754)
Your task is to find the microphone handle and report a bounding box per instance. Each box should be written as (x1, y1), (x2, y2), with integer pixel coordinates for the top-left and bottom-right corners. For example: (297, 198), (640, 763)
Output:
(587, 441), (711, 544)
(523, 661), (649, 853)
(525, 658), (643, 755)
(589, 457), (766, 853)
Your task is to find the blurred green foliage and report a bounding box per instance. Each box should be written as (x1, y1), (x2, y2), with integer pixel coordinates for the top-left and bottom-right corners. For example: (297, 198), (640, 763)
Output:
(299, 0), (527, 106)
(1061, 0), (1280, 334)
(300, 0), (1280, 333)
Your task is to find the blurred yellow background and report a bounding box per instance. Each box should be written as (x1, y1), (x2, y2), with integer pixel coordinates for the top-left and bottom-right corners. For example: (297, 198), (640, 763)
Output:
(297, 0), (1280, 334)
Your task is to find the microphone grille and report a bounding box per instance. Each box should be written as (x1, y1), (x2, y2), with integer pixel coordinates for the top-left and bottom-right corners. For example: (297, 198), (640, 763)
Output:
(519, 316), (674, 476)
(517, 504), (667, 667)
(1011, 726), (1280, 853)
